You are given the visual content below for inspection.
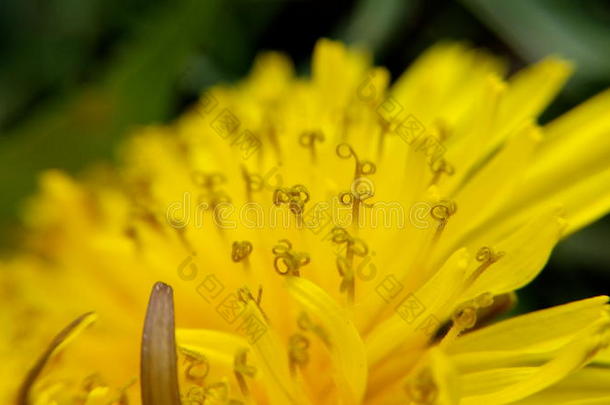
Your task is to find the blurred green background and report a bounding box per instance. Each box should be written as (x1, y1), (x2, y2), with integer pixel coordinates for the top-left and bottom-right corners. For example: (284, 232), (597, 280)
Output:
(1, 0), (609, 311)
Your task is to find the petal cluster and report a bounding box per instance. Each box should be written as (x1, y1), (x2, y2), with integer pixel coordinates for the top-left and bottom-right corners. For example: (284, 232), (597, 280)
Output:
(2, 39), (610, 405)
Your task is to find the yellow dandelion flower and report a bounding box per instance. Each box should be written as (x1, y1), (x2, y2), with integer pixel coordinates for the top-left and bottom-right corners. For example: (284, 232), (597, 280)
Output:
(3, 39), (610, 405)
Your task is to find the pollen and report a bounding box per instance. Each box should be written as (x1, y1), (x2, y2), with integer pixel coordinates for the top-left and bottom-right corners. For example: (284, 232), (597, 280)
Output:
(273, 184), (310, 217)
(231, 240), (253, 263)
(272, 239), (310, 277)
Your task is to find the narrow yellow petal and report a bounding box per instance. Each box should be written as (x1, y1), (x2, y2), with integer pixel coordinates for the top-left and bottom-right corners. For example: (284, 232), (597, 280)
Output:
(460, 208), (565, 301)
(447, 123), (541, 242)
(176, 329), (248, 366)
(460, 322), (610, 404)
(509, 367), (610, 405)
(499, 57), (573, 131)
(244, 300), (307, 405)
(287, 277), (368, 405)
(17, 312), (97, 405)
(449, 296), (609, 355)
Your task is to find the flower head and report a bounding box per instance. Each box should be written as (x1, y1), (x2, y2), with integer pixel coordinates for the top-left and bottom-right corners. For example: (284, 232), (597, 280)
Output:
(3, 39), (610, 405)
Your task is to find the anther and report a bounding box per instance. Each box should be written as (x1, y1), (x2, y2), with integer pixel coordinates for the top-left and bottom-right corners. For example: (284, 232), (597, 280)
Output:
(430, 157), (454, 180)
(241, 166), (264, 201)
(331, 227), (369, 257)
(430, 200), (457, 238)
(272, 240), (310, 277)
(234, 349), (256, 396)
(179, 347), (209, 386)
(466, 246), (505, 287)
(330, 227), (368, 302)
(172, 226), (194, 253)
(299, 131), (325, 162)
(434, 119), (450, 141)
(404, 368), (438, 405)
(186, 359), (209, 384)
(237, 285), (268, 321)
(474, 292), (494, 308)
(452, 305), (478, 331)
(288, 334), (310, 375)
(297, 312), (331, 347)
(193, 171), (231, 209)
(273, 184), (310, 219)
(202, 382), (229, 403)
(81, 373), (105, 393)
(184, 386), (204, 404)
(476, 246), (505, 264)
(476, 293), (514, 327)
(336, 143), (376, 226)
(442, 294), (495, 346)
(232, 241), (253, 263)
(336, 143), (377, 178)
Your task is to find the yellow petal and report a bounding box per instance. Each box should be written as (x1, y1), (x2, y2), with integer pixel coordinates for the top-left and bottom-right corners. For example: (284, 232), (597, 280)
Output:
(366, 248), (469, 366)
(498, 57), (573, 132)
(447, 122), (541, 241)
(459, 322), (610, 404)
(243, 301), (306, 405)
(286, 277), (367, 405)
(509, 367), (610, 405)
(176, 329), (248, 366)
(449, 296), (609, 356)
(459, 208), (565, 301)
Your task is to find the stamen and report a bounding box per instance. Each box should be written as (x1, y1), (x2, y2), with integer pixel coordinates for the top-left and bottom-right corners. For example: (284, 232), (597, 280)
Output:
(17, 312), (97, 405)
(474, 292), (495, 308)
(141, 282), (181, 405)
(330, 227), (368, 302)
(476, 292), (516, 327)
(233, 349), (257, 396)
(232, 241), (253, 264)
(80, 373), (105, 393)
(179, 347), (209, 386)
(297, 312), (331, 347)
(184, 386), (205, 404)
(430, 200), (457, 240)
(299, 131), (325, 162)
(192, 172), (226, 189)
(172, 226), (194, 253)
(429, 158), (455, 185)
(202, 381), (229, 403)
(464, 246), (505, 288)
(476, 246), (505, 264)
(441, 293), (495, 347)
(335, 143), (376, 226)
(237, 285), (269, 321)
(452, 304), (478, 331)
(241, 166), (265, 201)
(404, 367), (438, 405)
(272, 240), (310, 277)
(335, 143), (377, 176)
(193, 171), (232, 227)
(288, 334), (310, 375)
(115, 380), (135, 405)
(273, 184), (310, 223)
(376, 123), (390, 160)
